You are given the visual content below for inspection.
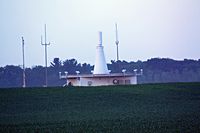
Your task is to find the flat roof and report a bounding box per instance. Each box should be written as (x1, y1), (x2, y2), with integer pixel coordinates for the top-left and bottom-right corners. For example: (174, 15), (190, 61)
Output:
(66, 73), (136, 79)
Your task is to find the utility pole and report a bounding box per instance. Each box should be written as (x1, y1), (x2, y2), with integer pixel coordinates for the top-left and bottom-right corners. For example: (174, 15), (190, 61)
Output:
(115, 23), (119, 61)
(22, 37), (26, 88)
(41, 24), (50, 87)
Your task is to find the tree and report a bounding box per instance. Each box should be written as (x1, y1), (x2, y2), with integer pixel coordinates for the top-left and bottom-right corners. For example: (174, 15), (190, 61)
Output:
(1, 57), (200, 88)
(51, 58), (61, 68)
(63, 59), (78, 74)
(0, 65), (22, 87)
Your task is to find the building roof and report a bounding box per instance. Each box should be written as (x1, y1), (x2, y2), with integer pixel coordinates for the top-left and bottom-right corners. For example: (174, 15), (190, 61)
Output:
(67, 73), (136, 79)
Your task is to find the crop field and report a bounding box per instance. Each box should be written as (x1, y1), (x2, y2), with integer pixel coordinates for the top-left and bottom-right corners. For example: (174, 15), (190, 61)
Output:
(0, 83), (200, 133)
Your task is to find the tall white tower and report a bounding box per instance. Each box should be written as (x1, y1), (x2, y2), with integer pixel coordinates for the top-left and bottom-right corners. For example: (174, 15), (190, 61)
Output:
(93, 32), (109, 75)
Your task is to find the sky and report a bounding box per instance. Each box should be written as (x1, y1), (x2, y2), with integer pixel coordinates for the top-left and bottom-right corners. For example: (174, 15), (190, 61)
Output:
(0, 0), (200, 67)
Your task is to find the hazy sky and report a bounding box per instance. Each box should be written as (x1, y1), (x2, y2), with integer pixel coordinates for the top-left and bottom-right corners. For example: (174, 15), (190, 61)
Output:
(0, 0), (200, 67)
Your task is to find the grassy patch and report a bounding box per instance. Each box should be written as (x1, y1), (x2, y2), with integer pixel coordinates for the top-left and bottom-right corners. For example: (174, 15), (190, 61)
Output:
(0, 83), (200, 132)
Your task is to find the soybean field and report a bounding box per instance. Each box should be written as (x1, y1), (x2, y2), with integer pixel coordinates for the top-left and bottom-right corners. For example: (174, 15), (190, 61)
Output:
(0, 83), (200, 132)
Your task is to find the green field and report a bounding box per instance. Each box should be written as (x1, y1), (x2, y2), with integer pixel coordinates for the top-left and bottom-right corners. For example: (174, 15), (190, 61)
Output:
(0, 83), (200, 133)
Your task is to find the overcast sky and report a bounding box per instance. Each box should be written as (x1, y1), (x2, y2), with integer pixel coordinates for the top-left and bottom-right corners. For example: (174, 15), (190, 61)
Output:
(0, 0), (200, 67)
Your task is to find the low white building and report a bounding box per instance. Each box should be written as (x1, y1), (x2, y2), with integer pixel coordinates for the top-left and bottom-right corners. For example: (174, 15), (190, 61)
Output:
(60, 31), (142, 86)
(66, 73), (137, 86)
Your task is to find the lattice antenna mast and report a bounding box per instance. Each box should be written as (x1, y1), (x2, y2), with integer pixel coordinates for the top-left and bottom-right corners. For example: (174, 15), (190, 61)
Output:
(22, 37), (26, 88)
(115, 23), (119, 61)
(41, 24), (50, 87)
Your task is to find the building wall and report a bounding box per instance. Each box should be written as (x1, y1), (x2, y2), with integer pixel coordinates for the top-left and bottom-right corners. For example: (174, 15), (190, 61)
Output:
(67, 78), (80, 86)
(67, 76), (137, 86)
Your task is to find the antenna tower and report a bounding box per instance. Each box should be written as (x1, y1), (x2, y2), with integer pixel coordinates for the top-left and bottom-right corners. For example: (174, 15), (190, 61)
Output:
(22, 37), (26, 88)
(41, 24), (50, 87)
(115, 23), (119, 61)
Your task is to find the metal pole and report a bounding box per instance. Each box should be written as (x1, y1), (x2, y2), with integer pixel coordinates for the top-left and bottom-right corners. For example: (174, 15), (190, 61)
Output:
(116, 44), (119, 61)
(22, 37), (26, 88)
(115, 23), (119, 61)
(44, 25), (48, 87)
(41, 24), (50, 87)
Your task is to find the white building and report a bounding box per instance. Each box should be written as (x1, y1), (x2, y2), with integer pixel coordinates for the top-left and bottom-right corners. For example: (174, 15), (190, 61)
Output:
(65, 73), (137, 86)
(60, 32), (142, 86)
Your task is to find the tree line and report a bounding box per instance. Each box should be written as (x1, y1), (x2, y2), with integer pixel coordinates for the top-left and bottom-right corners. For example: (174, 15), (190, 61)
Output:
(0, 58), (200, 88)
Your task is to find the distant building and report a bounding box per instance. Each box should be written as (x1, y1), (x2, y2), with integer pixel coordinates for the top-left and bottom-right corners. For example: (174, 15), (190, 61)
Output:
(65, 73), (137, 86)
(60, 32), (142, 86)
